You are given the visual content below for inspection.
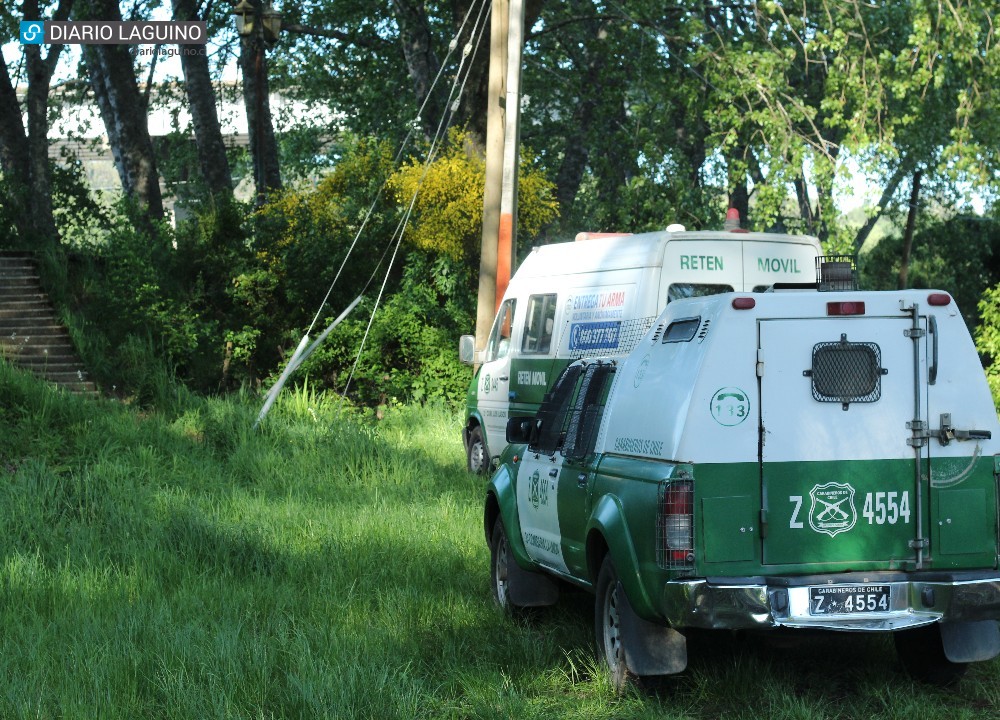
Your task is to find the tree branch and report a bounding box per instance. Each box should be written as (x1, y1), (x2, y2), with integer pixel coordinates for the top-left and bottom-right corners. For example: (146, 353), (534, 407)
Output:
(282, 22), (390, 50)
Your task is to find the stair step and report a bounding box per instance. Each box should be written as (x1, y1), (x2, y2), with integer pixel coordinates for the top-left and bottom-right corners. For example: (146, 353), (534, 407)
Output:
(0, 268), (41, 277)
(1, 336), (74, 348)
(0, 309), (60, 321)
(0, 322), (62, 333)
(54, 380), (99, 394)
(0, 333), (69, 344)
(11, 361), (83, 372)
(35, 369), (90, 381)
(0, 298), (55, 306)
(0, 252), (96, 398)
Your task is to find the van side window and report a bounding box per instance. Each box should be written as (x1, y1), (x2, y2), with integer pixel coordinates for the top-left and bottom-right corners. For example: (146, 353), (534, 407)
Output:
(522, 294), (557, 354)
(530, 364), (584, 455)
(663, 317), (701, 343)
(563, 363), (616, 461)
(668, 283), (734, 302)
(486, 299), (517, 363)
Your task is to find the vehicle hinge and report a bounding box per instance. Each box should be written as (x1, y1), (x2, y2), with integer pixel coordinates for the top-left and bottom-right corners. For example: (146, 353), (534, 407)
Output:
(907, 419), (928, 448)
(756, 348), (764, 377)
(759, 508), (769, 539)
(909, 538), (929, 550)
(904, 328), (926, 338)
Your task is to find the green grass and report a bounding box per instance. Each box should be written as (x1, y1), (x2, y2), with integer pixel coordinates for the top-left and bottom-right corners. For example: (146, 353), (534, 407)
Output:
(1, 362), (1000, 719)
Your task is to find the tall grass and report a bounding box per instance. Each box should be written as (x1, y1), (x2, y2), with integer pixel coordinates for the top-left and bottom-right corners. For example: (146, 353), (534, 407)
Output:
(1, 361), (999, 718)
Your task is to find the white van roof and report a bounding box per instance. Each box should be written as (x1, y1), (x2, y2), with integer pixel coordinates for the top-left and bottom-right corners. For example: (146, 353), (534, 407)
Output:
(514, 230), (821, 280)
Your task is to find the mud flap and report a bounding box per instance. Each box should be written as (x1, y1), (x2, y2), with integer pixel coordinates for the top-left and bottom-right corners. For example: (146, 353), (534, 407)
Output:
(940, 620), (1000, 663)
(619, 587), (688, 675)
(508, 558), (560, 607)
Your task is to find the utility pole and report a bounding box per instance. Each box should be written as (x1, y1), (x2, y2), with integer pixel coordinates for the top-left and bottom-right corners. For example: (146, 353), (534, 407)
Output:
(474, 0), (524, 354)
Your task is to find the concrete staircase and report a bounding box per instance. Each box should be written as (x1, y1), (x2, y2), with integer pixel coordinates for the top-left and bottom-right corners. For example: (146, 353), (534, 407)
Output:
(0, 251), (98, 396)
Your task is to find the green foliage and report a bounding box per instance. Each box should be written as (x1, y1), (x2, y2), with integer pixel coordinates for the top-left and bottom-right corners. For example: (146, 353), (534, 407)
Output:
(297, 251), (475, 407)
(975, 284), (1000, 405)
(862, 214), (1000, 328)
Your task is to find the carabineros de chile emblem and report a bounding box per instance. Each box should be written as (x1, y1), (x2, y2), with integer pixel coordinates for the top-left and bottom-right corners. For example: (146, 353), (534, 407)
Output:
(808, 482), (857, 537)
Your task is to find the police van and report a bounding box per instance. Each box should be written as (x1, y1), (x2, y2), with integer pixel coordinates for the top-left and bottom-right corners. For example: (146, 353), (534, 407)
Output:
(460, 221), (823, 472)
(485, 262), (1000, 687)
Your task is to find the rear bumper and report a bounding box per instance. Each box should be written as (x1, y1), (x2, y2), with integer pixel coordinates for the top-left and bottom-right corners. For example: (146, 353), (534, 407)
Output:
(662, 572), (1000, 631)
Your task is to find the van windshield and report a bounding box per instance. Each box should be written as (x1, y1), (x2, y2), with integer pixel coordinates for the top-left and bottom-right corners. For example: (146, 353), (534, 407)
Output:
(668, 283), (734, 302)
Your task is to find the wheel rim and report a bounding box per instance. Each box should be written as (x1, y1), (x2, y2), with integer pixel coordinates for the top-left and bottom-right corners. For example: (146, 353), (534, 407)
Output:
(469, 438), (486, 473)
(602, 581), (624, 671)
(494, 531), (509, 606)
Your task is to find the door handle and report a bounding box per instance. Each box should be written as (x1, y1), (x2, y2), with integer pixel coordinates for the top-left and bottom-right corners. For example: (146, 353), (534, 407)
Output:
(498, 376), (509, 381)
(549, 468), (558, 477)
(928, 315), (938, 385)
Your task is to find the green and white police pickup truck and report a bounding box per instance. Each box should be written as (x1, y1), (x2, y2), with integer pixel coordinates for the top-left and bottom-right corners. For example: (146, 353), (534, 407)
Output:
(484, 268), (1000, 687)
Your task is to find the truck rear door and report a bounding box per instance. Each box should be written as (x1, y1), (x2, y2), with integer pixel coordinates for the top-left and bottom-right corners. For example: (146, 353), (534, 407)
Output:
(758, 311), (926, 569)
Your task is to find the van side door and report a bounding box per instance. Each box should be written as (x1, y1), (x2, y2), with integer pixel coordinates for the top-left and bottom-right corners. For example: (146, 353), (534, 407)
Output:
(479, 299), (517, 459)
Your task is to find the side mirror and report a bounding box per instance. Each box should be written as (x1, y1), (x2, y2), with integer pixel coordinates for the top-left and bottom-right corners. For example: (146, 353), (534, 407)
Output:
(459, 335), (476, 365)
(506, 416), (537, 444)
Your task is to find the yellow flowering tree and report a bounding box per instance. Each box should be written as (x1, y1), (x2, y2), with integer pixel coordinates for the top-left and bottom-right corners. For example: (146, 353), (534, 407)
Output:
(389, 130), (559, 262)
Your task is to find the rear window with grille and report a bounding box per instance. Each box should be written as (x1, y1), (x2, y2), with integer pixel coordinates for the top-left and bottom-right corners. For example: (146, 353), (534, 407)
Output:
(809, 337), (885, 407)
(563, 363), (616, 460)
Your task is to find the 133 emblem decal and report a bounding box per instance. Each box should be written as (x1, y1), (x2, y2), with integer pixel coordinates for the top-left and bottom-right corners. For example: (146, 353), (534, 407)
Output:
(808, 482), (857, 537)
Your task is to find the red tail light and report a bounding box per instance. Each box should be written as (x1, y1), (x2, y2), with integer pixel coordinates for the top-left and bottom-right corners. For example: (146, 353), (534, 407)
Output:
(928, 293), (951, 306)
(659, 480), (694, 567)
(827, 301), (865, 316)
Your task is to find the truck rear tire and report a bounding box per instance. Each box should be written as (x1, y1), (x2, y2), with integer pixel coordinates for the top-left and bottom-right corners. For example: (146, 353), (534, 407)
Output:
(468, 426), (489, 475)
(894, 624), (969, 686)
(595, 556), (634, 691)
(490, 520), (517, 613)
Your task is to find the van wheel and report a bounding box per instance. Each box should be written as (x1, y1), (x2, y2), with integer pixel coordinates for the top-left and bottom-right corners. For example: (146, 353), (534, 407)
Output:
(595, 556), (633, 691)
(490, 519), (518, 613)
(894, 625), (968, 686)
(468, 426), (489, 474)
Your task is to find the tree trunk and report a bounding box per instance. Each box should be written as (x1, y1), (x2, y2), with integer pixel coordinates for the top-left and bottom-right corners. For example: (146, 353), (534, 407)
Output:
(0, 0), (73, 247)
(728, 166), (750, 229)
(897, 169), (923, 289)
(794, 174), (815, 234)
(25, 46), (60, 242)
(0, 59), (31, 240)
(390, 0), (543, 148)
(76, 0), (163, 223)
(172, 0), (233, 198)
(852, 162), (909, 254)
(239, 32), (282, 204)
(390, 0), (443, 141)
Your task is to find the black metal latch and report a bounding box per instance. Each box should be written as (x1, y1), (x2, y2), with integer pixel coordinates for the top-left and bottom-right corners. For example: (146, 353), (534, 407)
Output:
(908, 413), (992, 447)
